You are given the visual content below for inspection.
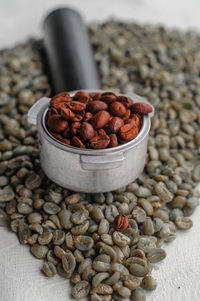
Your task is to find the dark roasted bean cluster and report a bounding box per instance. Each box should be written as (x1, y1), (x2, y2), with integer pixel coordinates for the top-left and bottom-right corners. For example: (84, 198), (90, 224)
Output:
(46, 90), (152, 149)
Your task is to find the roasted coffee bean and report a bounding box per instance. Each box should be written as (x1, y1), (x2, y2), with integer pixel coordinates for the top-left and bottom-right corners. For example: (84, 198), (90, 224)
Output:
(119, 123), (139, 141)
(68, 101), (86, 113)
(131, 102), (153, 114)
(88, 100), (108, 113)
(71, 136), (86, 149)
(50, 92), (71, 107)
(100, 92), (117, 103)
(90, 134), (110, 149)
(83, 111), (93, 122)
(109, 117), (124, 133)
(92, 110), (111, 130)
(109, 102), (126, 117)
(117, 96), (133, 108)
(80, 122), (96, 140)
(60, 107), (75, 120)
(70, 122), (81, 136)
(108, 134), (118, 147)
(47, 115), (68, 133)
(74, 90), (90, 100)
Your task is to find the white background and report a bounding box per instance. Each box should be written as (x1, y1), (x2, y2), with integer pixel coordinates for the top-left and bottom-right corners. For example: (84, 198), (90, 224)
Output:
(0, 1), (200, 300)
(0, 0), (200, 48)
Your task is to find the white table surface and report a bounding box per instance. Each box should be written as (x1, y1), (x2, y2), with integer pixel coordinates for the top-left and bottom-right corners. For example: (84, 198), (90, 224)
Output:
(0, 204), (200, 301)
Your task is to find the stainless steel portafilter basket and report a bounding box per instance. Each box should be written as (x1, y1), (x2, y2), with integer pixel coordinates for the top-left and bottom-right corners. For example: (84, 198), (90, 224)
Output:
(28, 90), (154, 193)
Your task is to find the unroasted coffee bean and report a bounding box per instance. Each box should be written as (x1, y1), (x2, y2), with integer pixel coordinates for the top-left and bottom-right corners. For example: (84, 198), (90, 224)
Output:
(155, 182), (173, 203)
(42, 261), (57, 277)
(74, 235), (94, 251)
(29, 223), (43, 234)
(138, 236), (157, 252)
(141, 275), (157, 290)
(123, 274), (140, 290)
(132, 206), (146, 223)
(91, 284), (113, 295)
(146, 248), (167, 263)
(18, 220), (31, 244)
(25, 173), (42, 190)
(0, 209), (9, 226)
(98, 218), (109, 235)
(104, 272), (120, 285)
(70, 273), (81, 285)
(47, 250), (59, 266)
(65, 232), (75, 250)
(71, 209), (89, 224)
(43, 202), (61, 215)
(131, 288), (146, 301)
(116, 286), (131, 298)
(91, 294), (111, 301)
(65, 193), (80, 204)
(92, 273), (110, 287)
(0, 186), (15, 202)
(53, 230), (65, 245)
(38, 232), (53, 245)
(175, 216), (193, 230)
(129, 258), (149, 277)
(110, 262), (129, 276)
(97, 242), (117, 262)
(113, 231), (130, 247)
(93, 261), (110, 272)
(27, 212), (43, 224)
(54, 246), (67, 259)
(72, 281), (90, 299)
(57, 263), (72, 279)
(82, 265), (96, 281)
(17, 202), (32, 214)
(31, 243), (48, 259)
(62, 252), (76, 274)
(71, 220), (89, 235)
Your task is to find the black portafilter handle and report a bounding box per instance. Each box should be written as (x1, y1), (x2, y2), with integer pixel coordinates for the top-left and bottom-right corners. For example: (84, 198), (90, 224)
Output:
(43, 7), (100, 94)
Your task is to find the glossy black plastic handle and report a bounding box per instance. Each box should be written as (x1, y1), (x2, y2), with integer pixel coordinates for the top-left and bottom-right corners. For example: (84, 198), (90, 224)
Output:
(43, 8), (100, 94)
